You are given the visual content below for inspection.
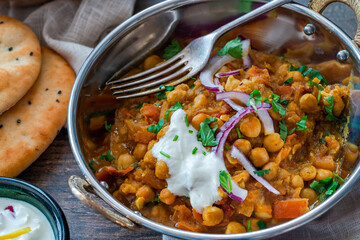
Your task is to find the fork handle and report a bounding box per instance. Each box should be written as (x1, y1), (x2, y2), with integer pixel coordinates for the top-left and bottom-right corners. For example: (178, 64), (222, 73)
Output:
(209, 0), (293, 40)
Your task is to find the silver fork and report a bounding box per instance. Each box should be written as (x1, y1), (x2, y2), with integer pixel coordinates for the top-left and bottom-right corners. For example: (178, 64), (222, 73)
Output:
(107, 0), (292, 99)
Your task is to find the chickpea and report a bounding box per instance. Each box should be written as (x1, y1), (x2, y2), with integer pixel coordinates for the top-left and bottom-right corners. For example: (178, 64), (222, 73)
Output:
(210, 119), (224, 131)
(155, 160), (169, 179)
(263, 133), (284, 153)
(233, 139), (252, 156)
(300, 188), (318, 204)
(117, 153), (135, 170)
(332, 94), (345, 117)
(202, 206), (224, 226)
(254, 204), (272, 220)
(143, 55), (162, 70)
(135, 197), (146, 210)
(299, 94), (318, 113)
(225, 221), (246, 234)
(300, 165), (317, 181)
(191, 113), (210, 131)
(291, 175), (304, 188)
(151, 205), (167, 218)
(193, 94), (208, 108)
(316, 169), (333, 181)
(225, 75), (241, 91)
(159, 188), (176, 205)
(286, 71), (303, 82)
(157, 126), (169, 139)
(263, 162), (279, 181)
(249, 148), (269, 167)
(240, 116), (261, 138)
(133, 143), (147, 160)
(278, 64), (290, 77)
(325, 135), (340, 156)
(344, 143), (359, 169)
(143, 150), (157, 167)
(136, 185), (155, 202)
(167, 89), (187, 105)
(313, 156), (335, 171)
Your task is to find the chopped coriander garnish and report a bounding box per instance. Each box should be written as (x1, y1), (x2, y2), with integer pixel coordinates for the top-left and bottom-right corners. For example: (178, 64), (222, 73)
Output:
(283, 77), (293, 85)
(279, 99), (290, 107)
(202, 151), (207, 156)
(308, 80), (325, 103)
(253, 169), (270, 177)
(146, 195), (162, 206)
(333, 173), (345, 183)
(154, 102), (160, 107)
(133, 162), (140, 169)
(288, 65), (308, 74)
(324, 95), (338, 121)
(160, 151), (171, 159)
(197, 117), (218, 147)
(192, 147), (198, 155)
(289, 65), (328, 84)
(104, 121), (111, 132)
(280, 56), (284, 60)
(310, 177), (340, 198)
(247, 220), (252, 232)
(189, 84), (195, 89)
(319, 130), (331, 144)
(89, 160), (96, 173)
(310, 180), (326, 193)
(135, 103), (144, 109)
(173, 135), (179, 141)
(219, 170), (232, 193)
(190, 77), (197, 80)
(189, 130), (193, 134)
(225, 145), (230, 150)
(217, 37), (243, 59)
(184, 115), (189, 127)
(257, 220), (267, 230)
(156, 85), (174, 100)
(165, 102), (182, 122)
(147, 119), (164, 133)
(271, 94), (286, 117)
(289, 116), (310, 134)
(163, 39), (183, 60)
(236, 127), (242, 138)
(279, 119), (288, 141)
(99, 150), (115, 162)
(246, 89), (262, 111)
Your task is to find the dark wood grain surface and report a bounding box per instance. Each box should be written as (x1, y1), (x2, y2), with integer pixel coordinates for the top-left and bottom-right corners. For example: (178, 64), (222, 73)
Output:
(17, 1), (357, 240)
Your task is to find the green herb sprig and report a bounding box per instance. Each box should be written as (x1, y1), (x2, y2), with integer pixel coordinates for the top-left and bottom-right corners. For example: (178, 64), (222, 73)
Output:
(163, 39), (183, 60)
(217, 37), (243, 59)
(99, 150), (115, 162)
(147, 119), (164, 134)
(165, 102), (182, 122)
(197, 117), (218, 147)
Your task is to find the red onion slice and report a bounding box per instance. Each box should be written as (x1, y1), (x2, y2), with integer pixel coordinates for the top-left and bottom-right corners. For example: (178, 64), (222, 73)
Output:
(230, 146), (280, 195)
(220, 183), (247, 202)
(212, 103), (271, 158)
(200, 54), (235, 92)
(215, 69), (241, 78)
(216, 91), (275, 135)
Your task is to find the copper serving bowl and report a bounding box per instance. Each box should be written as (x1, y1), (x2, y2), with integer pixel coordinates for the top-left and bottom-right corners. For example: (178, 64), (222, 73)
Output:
(67, 0), (360, 239)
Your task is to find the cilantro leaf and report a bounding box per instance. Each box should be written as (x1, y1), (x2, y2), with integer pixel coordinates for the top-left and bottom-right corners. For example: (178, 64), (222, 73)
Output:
(279, 100), (290, 107)
(165, 102), (182, 122)
(253, 169), (270, 177)
(197, 117), (218, 147)
(104, 121), (112, 132)
(135, 103), (144, 109)
(279, 119), (288, 141)
(310, 180), (326, 193)
(246, 89), (262, 111)
(146, 195), (162, 206)
(271, 94), (286, 117)
(257, 220), (267, 230)
(324, 95), (339, 121)
(288, 65), (308, 74)
(310, 177), (340, 197)
(162, 39), (183, 60)
(325, 180), (339, 195)
(147, 118), (164, 134)
(89, 160), (96, 173)
(99, 150), (115, 162)
(219, 170), (232, 193)
(156, 85), (175, 100)
(283, 77), (293, 85)
(133, 162), (139, 169)
(289, 116), (310, 134)
(303, 68), (328, 84)
(217, 37), (243, 59)
(308, 80), (325, 103)
(333, 173), (345, 183)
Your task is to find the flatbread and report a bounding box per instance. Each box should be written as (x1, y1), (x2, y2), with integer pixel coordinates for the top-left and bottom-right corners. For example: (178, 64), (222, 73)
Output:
(0, 46), (75, 177)
(0, 15), (41, 114)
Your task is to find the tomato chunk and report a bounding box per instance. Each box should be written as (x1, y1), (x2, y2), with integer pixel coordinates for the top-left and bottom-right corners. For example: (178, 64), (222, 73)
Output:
(273, 199), (309, 219)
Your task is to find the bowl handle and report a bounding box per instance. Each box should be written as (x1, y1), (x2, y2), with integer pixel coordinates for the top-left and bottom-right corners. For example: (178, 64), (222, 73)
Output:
(308, 0), (360, 47)
(68, 175), (140, 231)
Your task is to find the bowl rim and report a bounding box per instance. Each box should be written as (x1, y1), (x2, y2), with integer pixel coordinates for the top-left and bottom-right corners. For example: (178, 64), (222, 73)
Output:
(0, 177), (70, 240)
(68, 0), (360, 239)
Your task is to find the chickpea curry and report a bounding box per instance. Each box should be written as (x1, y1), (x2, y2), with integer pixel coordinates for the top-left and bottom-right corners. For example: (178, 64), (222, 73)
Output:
(82, 35), (359, 234)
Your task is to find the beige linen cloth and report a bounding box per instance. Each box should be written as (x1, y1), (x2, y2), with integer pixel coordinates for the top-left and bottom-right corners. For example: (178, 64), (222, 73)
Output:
(1, 1), (359, 239)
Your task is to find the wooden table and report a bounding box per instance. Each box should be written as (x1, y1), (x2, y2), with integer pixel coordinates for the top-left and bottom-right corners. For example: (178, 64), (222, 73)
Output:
(18, 1), (357, 239)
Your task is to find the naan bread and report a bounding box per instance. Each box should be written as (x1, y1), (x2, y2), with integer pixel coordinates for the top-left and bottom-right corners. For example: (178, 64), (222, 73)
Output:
(0, 47), (75, 177)
(0, 15), (41, 114)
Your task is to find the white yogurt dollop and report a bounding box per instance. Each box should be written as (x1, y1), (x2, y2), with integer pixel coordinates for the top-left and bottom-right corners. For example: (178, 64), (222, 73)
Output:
(0, 198), (55, 240)
(152, 109), (247, 213)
